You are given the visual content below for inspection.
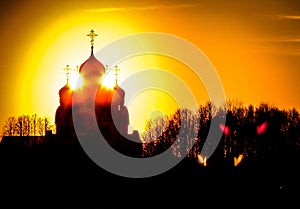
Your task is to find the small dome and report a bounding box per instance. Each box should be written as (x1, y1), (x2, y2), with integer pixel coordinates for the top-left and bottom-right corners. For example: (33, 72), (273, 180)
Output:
(114, 85), (125, 98)
(59, 83), (72, 96)
(79, 52), (105, 78)
(59, 83), (73, 107)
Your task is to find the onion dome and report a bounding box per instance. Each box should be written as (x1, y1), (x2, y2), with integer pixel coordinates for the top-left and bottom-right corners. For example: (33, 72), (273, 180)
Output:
(112, 85), (125, 106)
(59, 83), (71, 96)
(79, 29), (105, 79)
(59, 83), (73, 107)
(112, 65), (125, 99)
(79, 51), (105, 78)
(114, 85), (125, 98)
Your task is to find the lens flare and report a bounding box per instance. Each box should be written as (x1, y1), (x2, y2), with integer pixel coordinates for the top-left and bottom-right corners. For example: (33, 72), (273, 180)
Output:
(219, 123), (230, 136)
(198, 154), (207, 167)
(234, 154), (243, 167)
(257, 121), (268, 135)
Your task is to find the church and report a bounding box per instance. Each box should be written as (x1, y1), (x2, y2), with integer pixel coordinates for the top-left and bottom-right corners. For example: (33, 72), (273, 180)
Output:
(55, 29), (141, 156)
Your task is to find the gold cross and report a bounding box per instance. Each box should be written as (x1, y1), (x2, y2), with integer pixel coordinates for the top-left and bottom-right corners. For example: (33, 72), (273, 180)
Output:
(63, 65), (71, 84)
(114, 66), (120, 86)
(87, 29), (98, 46)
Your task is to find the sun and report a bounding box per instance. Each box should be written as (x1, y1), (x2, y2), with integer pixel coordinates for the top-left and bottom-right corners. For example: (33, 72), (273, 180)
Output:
(101, 70), (117, 89)
(68, 69), (81, 90)
(65, 65), (117, 90)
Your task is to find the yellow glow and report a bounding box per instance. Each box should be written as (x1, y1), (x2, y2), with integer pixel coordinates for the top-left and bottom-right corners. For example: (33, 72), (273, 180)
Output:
(114, 54), (208, 133)
(1, 1), (299, 134)
(68, 71), (80, 90)
(101, 71), (116, 89)
(128, 88), (179, 133)
(23, 9), (138, 128)
(73, 75), (83, 90)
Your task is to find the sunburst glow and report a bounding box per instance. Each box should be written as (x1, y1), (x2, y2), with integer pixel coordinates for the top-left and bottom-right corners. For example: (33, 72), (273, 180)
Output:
(69, 70), (81, 90)
(101, 71), (117, 89)
(73, 75), (83, 90)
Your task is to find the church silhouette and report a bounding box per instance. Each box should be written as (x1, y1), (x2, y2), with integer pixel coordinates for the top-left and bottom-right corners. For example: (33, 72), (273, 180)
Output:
(55, 29), (141, 157)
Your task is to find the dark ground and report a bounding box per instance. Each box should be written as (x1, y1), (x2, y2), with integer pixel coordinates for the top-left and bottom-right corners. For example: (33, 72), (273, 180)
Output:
(0, 143), (299, 208)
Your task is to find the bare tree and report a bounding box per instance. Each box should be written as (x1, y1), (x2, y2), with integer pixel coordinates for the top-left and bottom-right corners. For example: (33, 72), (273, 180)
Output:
(15, 115), (31, 136)
(2, 116), (17, 136)
(37, 117), (44, 136)
(1, 114), (54, 137)
(44, 116), (54, 135)
(31, 114), (37, 136)
(142, 115), (167, 157)
(23, 115), (31, 136)
(175, 108), (199, 158)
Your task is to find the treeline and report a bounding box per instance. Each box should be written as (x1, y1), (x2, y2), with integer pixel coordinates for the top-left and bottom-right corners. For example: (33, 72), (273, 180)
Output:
(1, 114), (54, 137)
(141, 100), (300, 162)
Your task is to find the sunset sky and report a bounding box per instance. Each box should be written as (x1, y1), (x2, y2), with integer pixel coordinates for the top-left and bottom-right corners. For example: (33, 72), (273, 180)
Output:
(0, 0), (300, 134)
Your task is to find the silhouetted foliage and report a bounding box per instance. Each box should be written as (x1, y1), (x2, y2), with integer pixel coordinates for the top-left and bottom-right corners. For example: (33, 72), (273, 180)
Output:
(141, 100), (300, 166)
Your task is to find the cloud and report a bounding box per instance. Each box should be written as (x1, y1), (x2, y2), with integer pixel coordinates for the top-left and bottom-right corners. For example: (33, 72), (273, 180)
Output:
(252, 36), (300, 56)
(277, 15), (300, 20)
(88, 3), (199, 13)
(254, 36), (300, 43)
(252, 46), (300, 56)
(267, 38), (300, 43)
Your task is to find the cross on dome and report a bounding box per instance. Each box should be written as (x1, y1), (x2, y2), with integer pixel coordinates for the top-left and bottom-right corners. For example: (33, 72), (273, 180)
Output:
(86, 29), (98, 55)
(87, 29), (98, 46)
(63, 64), (71, 84)
(114, 66), (120, 86)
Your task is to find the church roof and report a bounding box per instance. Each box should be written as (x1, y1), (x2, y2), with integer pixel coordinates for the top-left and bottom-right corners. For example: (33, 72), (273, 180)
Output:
(114, 85), (125, 98)
(79, 48), (105, 77)
(59, 83), (72, 96)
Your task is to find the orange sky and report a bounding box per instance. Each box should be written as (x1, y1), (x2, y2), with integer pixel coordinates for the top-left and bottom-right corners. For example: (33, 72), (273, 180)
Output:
(0, 0), (300, 134)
